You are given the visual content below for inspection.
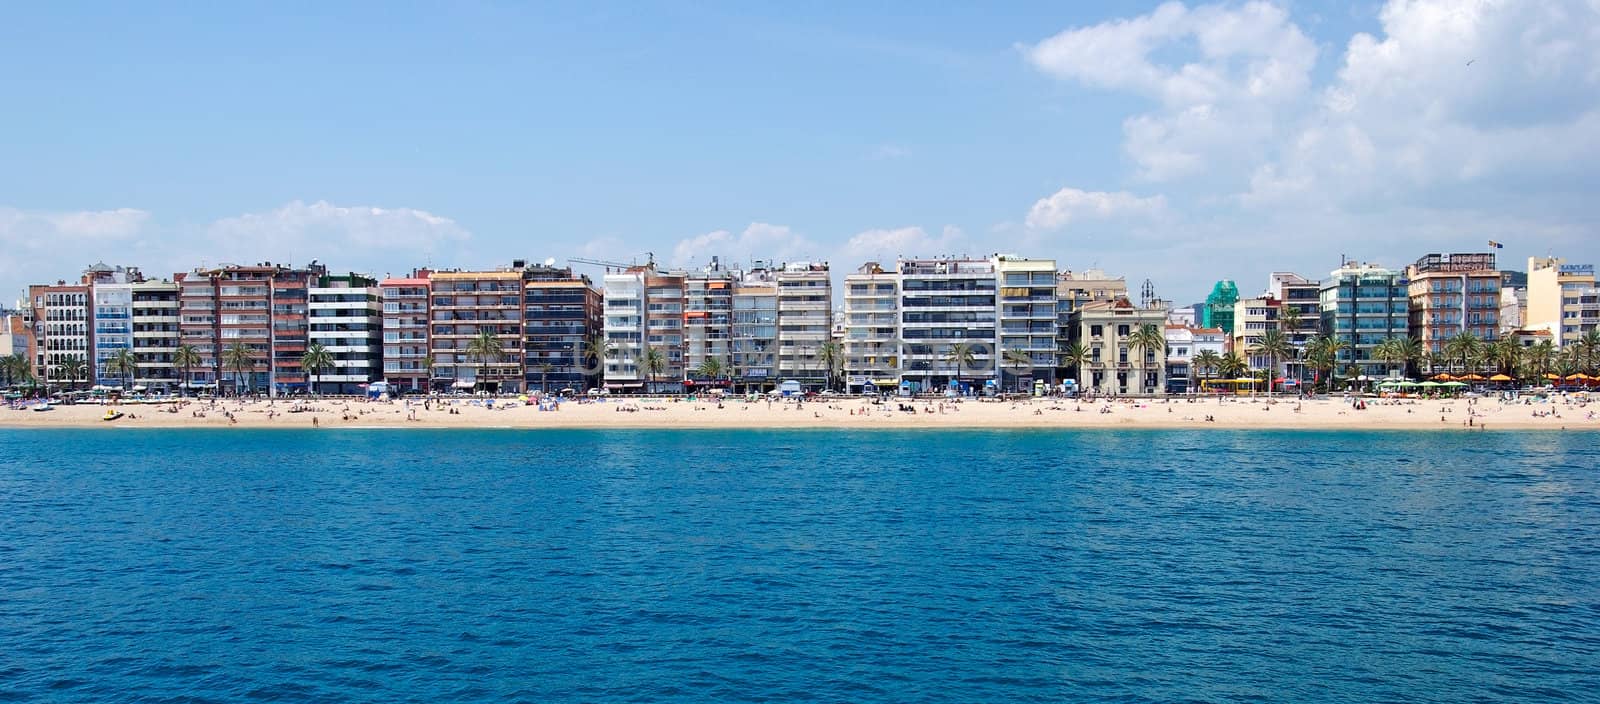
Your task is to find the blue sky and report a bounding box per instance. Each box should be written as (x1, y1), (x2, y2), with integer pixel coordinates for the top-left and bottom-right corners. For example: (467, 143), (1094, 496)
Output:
(3, 1), (1596, 303)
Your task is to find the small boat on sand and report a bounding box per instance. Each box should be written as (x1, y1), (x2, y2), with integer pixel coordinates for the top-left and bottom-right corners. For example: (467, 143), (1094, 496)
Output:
(102, 409), (125, 422)
(31, 402), (54, 412)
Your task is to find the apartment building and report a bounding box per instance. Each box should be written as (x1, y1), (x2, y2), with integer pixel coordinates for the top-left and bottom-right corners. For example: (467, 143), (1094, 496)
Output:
(1055, 269), (1128, 380)
(842, 262), (899, 393)
(28, 280), (91, 386)
(995, 255), (1058, 392)
(380, 272), (431, 393)
(1319, 262), (1409, 379)
(1164, 325), (1227, 394)
(178, 261), (324, 394)
(308, 274), (382, 394)
(730, 271), (778, 392)
(129, 279), (180, 391)
(1232, 296), (1280, 372)
(429, 267), (528, 393)
(90, 278), (134, 387)
(1068, 296), (1168, 395)
(1406, 252), (1502, 358)
(523, 267), (602, 393)
(603, 265), (687, 392)
(775, 262), (832, 389)
(898, 257), (998, 394)
(1526, 256), (1597, 346)
(683, 259), (738, 388)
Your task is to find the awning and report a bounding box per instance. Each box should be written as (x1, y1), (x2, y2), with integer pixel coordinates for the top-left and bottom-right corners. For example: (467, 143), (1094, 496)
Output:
(452, 380), (475, 389)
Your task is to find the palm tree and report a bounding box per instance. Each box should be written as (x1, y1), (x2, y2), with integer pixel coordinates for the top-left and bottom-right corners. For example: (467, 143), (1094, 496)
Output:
(642, 345), (667, 393)
(816, 341), (844, 391)
(300, 342), (335, 396)
(581, 332), (612, 382)
(222, 341), (256, 396)
(1443, 332), (1483, 375)
(1578, 329), (1600, 374)
(59, 355), (89, 393)
(1, 352), (31, 388)
(1304, 335), (1346, 391)
(465, 330), (505, 391)
(106, 347), (139, 392)
(1393, 337), (1424, 379)
(1486, 338), (1522, 378)
(536, 363), (555, 393)
(1251, 328), (1294, 393)
(1526, 340), (1556, 384)
(1127, 323), (1165, 394)
(943, 341), (977, 394)
(172, 344), (201, 396)
(1217, 351), (1248, 382)
(1192, 349), (1222, 390)
(1373, 338), (1403, 380)
(1002, 348), (1034, 393)
(1059, 341), (1090, 385)
(695, 356), (724, 384)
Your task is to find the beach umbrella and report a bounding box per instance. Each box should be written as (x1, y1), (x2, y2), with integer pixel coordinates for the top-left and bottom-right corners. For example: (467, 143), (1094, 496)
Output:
(1420, 381), (1442, 388)
(1545, 373), (1561, 380)
(1461, 374), (1486, 381)
(1400, 380), (1422, 387)
(1488, 374), (1513, 382)
(1442, 381), (1468, 387)
(1432, 373), (1454, 381)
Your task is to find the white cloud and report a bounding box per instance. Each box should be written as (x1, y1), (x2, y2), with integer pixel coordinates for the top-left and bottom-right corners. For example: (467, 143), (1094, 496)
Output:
(1025, 1), (1317, 182)
(668, 222), (820, 268)
(0, 207), (155, 296)
(840, 224), (969, 265)
(206, 200), (467, 254)
(1024, 187), (1166, 231)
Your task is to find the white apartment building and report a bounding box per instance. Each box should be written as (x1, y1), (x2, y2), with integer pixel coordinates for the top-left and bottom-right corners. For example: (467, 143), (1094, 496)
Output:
(842, 262), (899, 393)
(775, 262), (832, 388)
(731, 273), (778, 391)
(91, 281), (134, 387)
(995, 255), (1058, 392)
(309, 276), (383, 393)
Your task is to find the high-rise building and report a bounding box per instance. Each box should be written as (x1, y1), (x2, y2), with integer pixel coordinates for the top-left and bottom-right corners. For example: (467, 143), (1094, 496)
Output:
(1319, 262), (1409, 379)
(898, 257), (998, 393)
(731, 270), (778, 392)
(380, 271), (432, 393)
(1269, 272), (1320, 383)
(523, 266), (602, 394)
(129, 279), (181, 392)
(775, 262), (832, 389)
(841, 262), (899, 393)
(308, 273), (383, 394)
(429, 268), (526, 393)
(994, 255), (1058, 392)
(603, 265), (686, 392)
(1406, 252), (1502, 358)
(1526, 256), (1597, 347)
(683, 259), (737, 388)
(1068, 296), (1168, 395)
(177, 261), (324, 395)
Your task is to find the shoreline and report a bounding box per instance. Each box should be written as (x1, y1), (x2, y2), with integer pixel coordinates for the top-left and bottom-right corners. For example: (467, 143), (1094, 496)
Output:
(3, 396), (1596, 432)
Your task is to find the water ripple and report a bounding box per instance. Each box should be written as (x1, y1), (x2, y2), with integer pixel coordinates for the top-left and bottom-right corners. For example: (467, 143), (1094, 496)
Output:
(0, 428), (1597, 702)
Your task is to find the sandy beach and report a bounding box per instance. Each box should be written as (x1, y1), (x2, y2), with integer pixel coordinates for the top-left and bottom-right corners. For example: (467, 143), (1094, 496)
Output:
(3, 394), (1597, 431)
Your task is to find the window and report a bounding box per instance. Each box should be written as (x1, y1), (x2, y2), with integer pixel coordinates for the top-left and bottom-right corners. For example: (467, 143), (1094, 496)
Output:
(1090, 325), (1103, 338)
(1117, 325), (1129, 336)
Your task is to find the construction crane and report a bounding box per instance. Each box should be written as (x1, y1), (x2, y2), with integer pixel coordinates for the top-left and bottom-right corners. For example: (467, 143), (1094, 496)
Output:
(568, 252), (653, 273)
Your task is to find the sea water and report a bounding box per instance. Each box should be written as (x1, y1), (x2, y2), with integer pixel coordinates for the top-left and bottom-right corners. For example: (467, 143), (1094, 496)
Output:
(1, 429), (1597, 702)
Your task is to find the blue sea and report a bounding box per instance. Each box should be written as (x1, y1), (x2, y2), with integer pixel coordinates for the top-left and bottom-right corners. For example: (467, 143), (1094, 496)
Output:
(1, 429), (1597, 703)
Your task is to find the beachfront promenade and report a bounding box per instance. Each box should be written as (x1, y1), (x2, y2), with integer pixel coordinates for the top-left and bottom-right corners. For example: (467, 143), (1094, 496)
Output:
(4, 394), (1596, 431)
